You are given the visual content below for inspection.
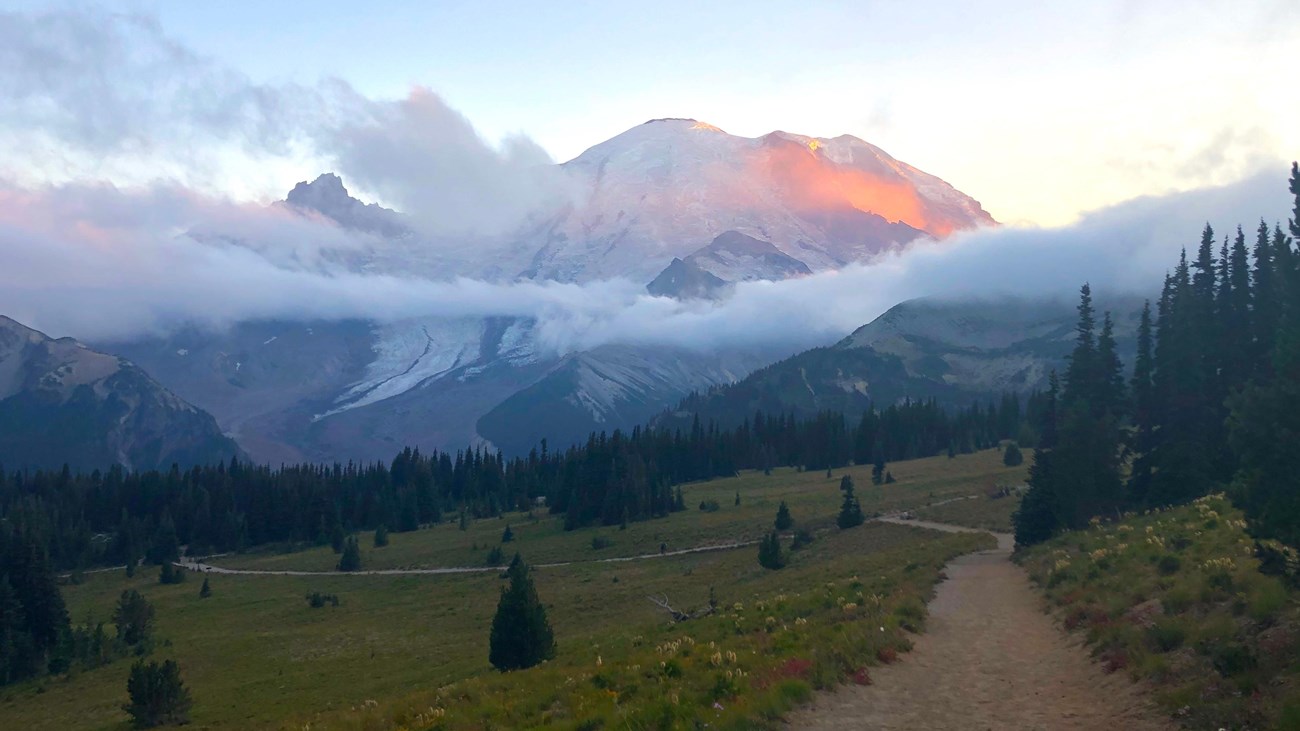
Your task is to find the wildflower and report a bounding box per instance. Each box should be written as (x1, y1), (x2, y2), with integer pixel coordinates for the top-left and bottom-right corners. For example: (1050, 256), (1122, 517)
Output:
(596, 655), (603, 668)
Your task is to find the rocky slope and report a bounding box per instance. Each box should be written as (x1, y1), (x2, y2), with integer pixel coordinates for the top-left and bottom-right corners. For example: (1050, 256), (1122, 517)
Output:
(0, 316), (242, 471)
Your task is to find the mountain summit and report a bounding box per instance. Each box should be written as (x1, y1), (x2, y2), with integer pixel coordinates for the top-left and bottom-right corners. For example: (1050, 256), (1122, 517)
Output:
(513, 118), (995, 283)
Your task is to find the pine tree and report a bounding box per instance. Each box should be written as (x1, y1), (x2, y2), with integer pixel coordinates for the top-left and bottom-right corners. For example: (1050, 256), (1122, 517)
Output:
(501, 524), (514, 543)
(774, 501), (794, 531)
(123, 659), (192, 728)
(757, 531), (786, 570)
(1128, 300), (1156, 505)
(488, 554), (555, 671)
(112, 590), (154, 646)
(1002, 442), (1023, 467)
(373, 524), (389, 548)
(330, 523), (345, 554)
(837, 483), (865, 529)
(158, 562), (185, 585)
(839, 475), (854, 493)
(198, 577), (211, 599)
(336, 536), (361, 572)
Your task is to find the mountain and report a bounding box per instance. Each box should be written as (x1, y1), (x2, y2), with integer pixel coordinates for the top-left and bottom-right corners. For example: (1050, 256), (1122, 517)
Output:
(284, 173), (409, 237)
(661, 296), (1145, 428)
(104, 119), (994, 463)
(0, 316), (242, 471)
(511, 118), (994, 284)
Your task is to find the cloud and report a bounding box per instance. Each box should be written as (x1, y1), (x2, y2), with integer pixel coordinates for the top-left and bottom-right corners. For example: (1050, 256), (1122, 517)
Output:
(0, 166), (1290, 356)
(0, 8), (559, 236)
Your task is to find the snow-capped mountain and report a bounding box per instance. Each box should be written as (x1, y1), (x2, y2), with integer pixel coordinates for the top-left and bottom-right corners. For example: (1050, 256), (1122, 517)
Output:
(512, 118), (994, 284)
(101, 118), (995, 462)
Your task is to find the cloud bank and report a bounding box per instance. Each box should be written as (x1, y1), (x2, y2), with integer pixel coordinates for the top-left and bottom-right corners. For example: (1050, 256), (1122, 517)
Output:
(0, 168), (1290, 355)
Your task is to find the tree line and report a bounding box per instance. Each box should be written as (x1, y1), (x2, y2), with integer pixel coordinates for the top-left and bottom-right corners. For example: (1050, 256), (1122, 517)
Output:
(1015, 163), (1300, 549)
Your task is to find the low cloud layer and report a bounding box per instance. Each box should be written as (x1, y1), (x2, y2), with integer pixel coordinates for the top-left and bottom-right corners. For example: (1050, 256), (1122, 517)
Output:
(0, 168), (1290, 356)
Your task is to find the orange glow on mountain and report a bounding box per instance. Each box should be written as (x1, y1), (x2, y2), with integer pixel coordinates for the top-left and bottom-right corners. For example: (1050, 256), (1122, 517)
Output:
(759, 141), (950, 235)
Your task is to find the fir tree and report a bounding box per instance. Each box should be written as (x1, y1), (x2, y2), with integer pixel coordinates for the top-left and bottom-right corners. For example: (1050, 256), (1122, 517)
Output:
(198, 577), (211, 599)
(158, 562), (185, 585)
(837, 484), (865, 529)
(757, 531), (786, 570)
(774, 501), (794, 531)
(113, 590), (154, 646)
(123, 659), (192, 728)
(1002, 442), (1023, 467)
(336, 536), (361, 572)
(373, 524), (389, 548)
(488, 554), (555, 671)
(501, 524), (514, 543)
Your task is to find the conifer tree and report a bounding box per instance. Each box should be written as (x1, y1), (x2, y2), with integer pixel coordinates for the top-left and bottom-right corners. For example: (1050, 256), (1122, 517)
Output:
(488, 554), (555, 671)
(774, 501), (794, 531)
(757, 531), (786, 570)
(1002, 442), (1023, 467)
(373, 524), (389, 548)
(123, 659), (192, 728)
(336, 536), (361, 572)
(837, 483), (865, 529)
(113, 590), (154, 646)
(501, 524), (514, 543)
(198, 577), (211, 599)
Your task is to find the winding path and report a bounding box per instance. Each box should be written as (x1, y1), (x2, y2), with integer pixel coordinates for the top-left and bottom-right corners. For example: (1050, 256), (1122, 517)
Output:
(785, 517), (1171, 730)
(176, 539), (758, 577)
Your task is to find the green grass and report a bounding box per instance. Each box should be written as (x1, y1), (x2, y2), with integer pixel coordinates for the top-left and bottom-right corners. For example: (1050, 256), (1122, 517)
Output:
(1019, 494), (1300, 730)
(0, 450), (1012, 730)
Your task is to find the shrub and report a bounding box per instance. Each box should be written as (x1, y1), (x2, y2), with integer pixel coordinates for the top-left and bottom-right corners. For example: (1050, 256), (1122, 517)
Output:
(790, 528), (815, 550)
(1156, 555), (1182, 576)
(591, 535), (613, 550)
(1147, 620), (1187, 652)
(1002, 442), (1024, 466)
(698, 500), (721, 513)
(306, 592), (339, 608)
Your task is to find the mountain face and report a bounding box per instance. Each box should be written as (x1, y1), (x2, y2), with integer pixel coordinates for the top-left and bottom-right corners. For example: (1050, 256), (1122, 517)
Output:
(0, 316), (242, 471)
(101, 119), (994, 463)
(511, 119), (994, 284)
(661, 296), (1144, 428)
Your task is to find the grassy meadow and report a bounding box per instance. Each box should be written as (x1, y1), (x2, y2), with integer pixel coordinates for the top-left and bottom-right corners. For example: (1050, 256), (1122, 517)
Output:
(0, 449), (1023, 730)
(1020, 494), (1300, 730)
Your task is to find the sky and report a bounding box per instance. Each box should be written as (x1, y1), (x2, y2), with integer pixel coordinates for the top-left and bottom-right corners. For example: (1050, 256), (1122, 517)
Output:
(2, 0), (1297, 225)
(0, 1), (1296, 349)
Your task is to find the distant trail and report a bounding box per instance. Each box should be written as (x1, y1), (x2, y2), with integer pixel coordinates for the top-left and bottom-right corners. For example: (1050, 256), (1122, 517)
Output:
(176, 540), (758, 577)
(785, 518), (1171, 730)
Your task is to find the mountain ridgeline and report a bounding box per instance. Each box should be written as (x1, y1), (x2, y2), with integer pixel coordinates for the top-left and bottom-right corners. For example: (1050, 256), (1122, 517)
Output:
(0, 317), (241, 471)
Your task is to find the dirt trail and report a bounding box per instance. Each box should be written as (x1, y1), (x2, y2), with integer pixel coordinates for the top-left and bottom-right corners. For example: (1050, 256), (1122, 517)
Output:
(786, 518), (1171, 731)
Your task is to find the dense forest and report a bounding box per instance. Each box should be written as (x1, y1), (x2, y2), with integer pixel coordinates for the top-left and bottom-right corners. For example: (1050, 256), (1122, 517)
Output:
(1016, 163), (1300, 551)
(1, 392), (1038, 574)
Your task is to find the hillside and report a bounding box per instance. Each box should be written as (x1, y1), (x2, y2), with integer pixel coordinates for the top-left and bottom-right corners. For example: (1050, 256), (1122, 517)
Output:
(664, 295), (1145, 427)
(0, 316), (242, 471)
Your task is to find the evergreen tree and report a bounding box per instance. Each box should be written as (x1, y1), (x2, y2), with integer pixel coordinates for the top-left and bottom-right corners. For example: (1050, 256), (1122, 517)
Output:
(839, 475), (854, 493)
(837, 484), (865, 529)
(774, 501), (794, 531)
(373, 524), (389, 548)
(501, 524), (514, 543)
(488, 554), (555, 671)
(158, 562), (185, 585)
(1128, 300), (1156, 504)
(112, 590), (154, 646)
(123, 659), (192, 728)
(336, 536), (361, 572)
(1002, 442), (1023, 467)
(330, 523), (345, 554)
(198, 577), (211, 599)
(757, 531), (786, 570)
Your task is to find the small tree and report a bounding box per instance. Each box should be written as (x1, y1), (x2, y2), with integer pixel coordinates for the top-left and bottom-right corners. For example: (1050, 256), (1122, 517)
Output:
(198, 577), (211, 599)
(872, 455), (886, 485)
(373, 524), (390, 548)
(488, 555), (555, 671)
(336, 536), (362, 572)
(884, 471), (896, 484)
(501, 524), (514, 543)
(774, 501), (794, 531)
(158, 563), (185, 585)
(757, 531), (786, 569)
(486, 545), (504, 566)
(113, 590), (154, 646)
(734, 491), (741, 506)
(1003, 442), (1024, 467)
(458, 511), (470, 531)
(837, 485), (865, 529)
(839, 475), (854, 492)
(123, 659), (192, 728)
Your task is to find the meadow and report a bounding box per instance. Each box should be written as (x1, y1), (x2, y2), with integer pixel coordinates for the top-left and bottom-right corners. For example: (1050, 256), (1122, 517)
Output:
(1019, 494), (1300, 729)
(0, 450), (1023, 730)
